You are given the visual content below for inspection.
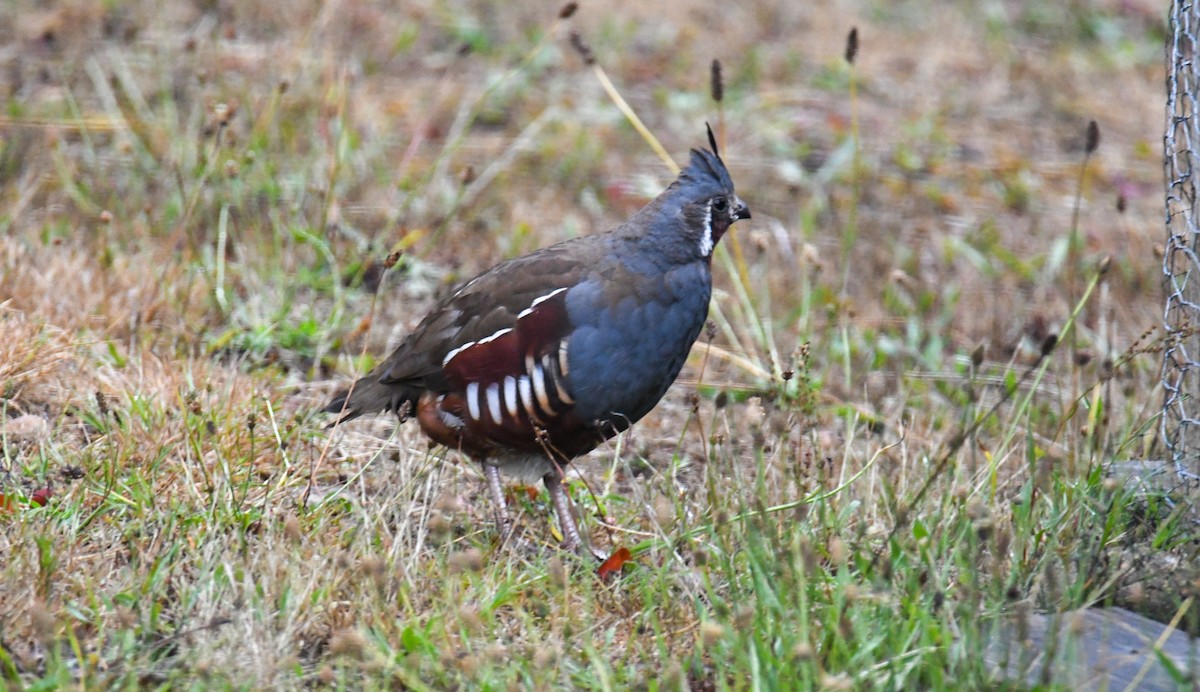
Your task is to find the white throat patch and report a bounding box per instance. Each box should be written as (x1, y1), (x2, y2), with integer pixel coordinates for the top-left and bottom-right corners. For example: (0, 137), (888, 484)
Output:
(698, 203), (714, 257)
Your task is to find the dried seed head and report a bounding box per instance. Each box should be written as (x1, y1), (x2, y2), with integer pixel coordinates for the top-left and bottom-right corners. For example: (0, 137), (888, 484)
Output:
(993, 526), (1011, 558)
(458, 604), (484, 632)
(1116, 194), (1127, 213)
(283, 514), (302, 544)
(653, 495), (675, 528)
(700, 621), (726, 645)
(971, 344), (985, 368)
(533, 645), (558, 668)
(569, 30), (595, 65)
(1040, 333), (1059, 358)
(30, 600), (54, 643)
(710, 59), (724, 102)
(457, 654), (480, 675)
(1085, 120), (1100, 154)
(426, 513), (451, 538)
(384, 251), (403, 270)
(329, 629), (367, 659)
(359, 554), (387, 587)
(745, 396), (766, 430)
(734, 605), (755, 630)
(449, 547), (485, 573)
(844, 27), (859, 64)
(547, 555), (568, 588)
(558, 1), (578, 19)
(484, 643), (507, 662)
(662, 662), (684, 687)
(827, 536), (846, 566)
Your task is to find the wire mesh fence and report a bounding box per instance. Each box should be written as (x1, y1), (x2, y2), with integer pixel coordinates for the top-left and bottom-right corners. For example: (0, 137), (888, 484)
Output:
(1163, 0), (1200, 486)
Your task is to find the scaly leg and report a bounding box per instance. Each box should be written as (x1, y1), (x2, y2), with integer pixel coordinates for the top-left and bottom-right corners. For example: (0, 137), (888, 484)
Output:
(544, 471), (584, 553)
(484, 463), (514, 543)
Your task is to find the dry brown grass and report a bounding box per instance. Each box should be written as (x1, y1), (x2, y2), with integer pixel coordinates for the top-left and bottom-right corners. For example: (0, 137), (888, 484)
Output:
(0, 0), (1191, 687)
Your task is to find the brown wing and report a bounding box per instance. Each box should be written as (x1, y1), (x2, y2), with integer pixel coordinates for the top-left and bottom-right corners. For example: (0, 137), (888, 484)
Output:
(378, 237), (598, 392)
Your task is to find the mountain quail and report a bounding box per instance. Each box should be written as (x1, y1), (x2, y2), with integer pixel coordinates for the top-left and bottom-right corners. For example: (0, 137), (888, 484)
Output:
(325, 126), (750, 552)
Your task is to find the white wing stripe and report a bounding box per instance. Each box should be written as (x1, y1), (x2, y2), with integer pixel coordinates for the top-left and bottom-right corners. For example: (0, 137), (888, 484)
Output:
(442, 340), (476, 367)
(503, 375), (520, 419)
(531, 362), (553, 413)
(466, 382), (481, 420)
(486, 383), (503, 425)
(517, 375), (539, 421)
(478, 327), (512, 344)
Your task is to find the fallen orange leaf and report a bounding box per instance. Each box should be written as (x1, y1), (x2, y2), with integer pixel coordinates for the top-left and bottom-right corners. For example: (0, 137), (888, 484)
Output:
(30, 488), (53, 507)
(597, 547), (632, 581)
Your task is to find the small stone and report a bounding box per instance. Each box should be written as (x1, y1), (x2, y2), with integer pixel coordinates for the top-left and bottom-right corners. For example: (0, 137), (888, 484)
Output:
(4, 415), (50, 442)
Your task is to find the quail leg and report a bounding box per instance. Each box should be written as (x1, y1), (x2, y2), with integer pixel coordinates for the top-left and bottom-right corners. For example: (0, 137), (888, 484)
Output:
(484, 463), (514, 543)
(544, 471), (584, 553)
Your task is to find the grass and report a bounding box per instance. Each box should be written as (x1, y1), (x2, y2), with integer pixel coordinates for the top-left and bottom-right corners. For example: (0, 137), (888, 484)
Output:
(1, 0), (1196, 688)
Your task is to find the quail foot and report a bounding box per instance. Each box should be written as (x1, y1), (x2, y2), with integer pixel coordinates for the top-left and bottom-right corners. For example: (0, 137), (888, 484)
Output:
(325, 125), (750, 553)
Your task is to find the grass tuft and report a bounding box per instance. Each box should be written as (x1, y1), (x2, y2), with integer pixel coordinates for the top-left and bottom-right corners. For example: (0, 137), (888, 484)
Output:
(0, 0), (1191, 688)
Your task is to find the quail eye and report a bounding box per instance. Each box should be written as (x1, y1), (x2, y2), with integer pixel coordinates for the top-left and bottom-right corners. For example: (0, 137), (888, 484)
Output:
(712, 197), (728, 212)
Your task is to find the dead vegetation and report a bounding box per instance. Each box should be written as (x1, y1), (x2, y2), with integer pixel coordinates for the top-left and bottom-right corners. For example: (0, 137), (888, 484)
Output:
(1, 0), (1194, 687)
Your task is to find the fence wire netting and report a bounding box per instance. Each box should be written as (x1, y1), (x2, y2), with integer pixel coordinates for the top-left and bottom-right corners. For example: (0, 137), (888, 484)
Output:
(1164, 0), (1200, 487)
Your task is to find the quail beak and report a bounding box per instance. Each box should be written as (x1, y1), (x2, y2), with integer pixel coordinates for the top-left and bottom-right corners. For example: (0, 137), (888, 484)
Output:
(733, 199), (751, 221)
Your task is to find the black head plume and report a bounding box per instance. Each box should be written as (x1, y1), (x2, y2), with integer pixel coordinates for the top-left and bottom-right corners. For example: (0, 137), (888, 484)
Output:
(678, 124), (736, 198)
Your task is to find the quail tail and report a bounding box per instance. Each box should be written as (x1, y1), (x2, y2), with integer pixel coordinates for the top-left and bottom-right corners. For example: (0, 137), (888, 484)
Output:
(323, 374), (417, 425)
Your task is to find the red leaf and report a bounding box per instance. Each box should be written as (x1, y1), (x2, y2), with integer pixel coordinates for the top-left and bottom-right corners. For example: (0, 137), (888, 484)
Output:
(0, 493), (13, 514)
(30, 488), (53, 507)
(597, 547), (632, 581)
(505, 485), (541, 503)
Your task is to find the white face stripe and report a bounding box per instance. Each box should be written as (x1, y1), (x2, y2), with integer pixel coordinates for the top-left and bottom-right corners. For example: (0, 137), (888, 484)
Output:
(503, 375), (520, 419)
(698, 202), (714, 257)
(486, 383), (503, 425)
(466, 382), (481, 420)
